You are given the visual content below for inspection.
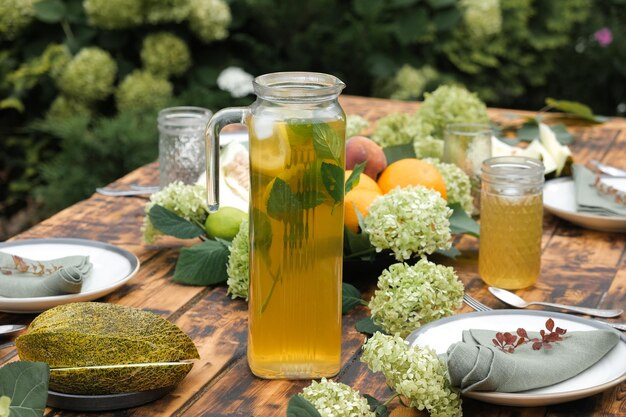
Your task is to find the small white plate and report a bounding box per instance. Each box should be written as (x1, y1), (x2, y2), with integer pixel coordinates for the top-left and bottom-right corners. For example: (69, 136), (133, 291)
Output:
(406, 310), (626, 407)
(0, 238), (139, 313)
(543, 178), (626, 232)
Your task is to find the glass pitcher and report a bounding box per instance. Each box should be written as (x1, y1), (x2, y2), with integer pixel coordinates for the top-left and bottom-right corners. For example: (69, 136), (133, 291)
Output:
(205, 72), (347, 379)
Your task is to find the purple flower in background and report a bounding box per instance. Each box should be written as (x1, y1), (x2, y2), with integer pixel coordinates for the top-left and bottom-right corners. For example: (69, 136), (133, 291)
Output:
(594, 27), (613, 47)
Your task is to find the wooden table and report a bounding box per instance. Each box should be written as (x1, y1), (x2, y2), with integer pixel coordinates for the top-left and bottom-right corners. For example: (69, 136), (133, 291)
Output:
(1, 95), (625, 416)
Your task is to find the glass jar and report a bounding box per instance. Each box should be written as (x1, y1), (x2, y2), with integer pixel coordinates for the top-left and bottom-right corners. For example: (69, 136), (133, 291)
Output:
(479, 156), (544, 289)
(205, 72), (346, 379)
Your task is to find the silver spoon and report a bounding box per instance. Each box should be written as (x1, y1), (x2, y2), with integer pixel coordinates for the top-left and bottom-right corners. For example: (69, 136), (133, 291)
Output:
(0, 324), (26, 337)
(589, 160), (626, 177)
(488, 287), (623, 318)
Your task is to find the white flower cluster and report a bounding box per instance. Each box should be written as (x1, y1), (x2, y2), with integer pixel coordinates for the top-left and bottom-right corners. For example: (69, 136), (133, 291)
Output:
(363, 186), (452, 261)
(390, 64), (439, 101)
(368, 260), (464, 337)
(217, 67), (255, 98)
(361, 333), (462, 417)
(189, 0), (232, 43)
(301, 378), (375, 417)
(461, 0), (502, 40)
(142, 181), (208, 243)
(227, 219), (249, 300)
(424, 158), (474, 215)
(346, 114), (370, 138)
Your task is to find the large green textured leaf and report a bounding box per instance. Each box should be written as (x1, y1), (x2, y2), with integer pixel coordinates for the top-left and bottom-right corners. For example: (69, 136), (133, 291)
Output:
(312, 124), (342, 163)
(355, 317), (384, 335)
(34, 0), (67, 23)
(342, 283), (363, 314)
(546, 98), (608, 123)
(449, 203), (480, 237)
(173, 240), (229, 285)
(0, 361), (49, 417)
(287, 395), (322, 417)
(149, 205), (206, 239)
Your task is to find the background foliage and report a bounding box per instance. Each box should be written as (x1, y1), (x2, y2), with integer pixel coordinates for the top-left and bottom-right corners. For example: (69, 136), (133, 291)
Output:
(1, 0), (623, 239)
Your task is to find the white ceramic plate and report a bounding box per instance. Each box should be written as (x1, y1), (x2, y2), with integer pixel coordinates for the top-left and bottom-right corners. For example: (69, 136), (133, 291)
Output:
(0, 238), (139, 313)
(543, 178), (626, 232)
(406, 310), (626, 407)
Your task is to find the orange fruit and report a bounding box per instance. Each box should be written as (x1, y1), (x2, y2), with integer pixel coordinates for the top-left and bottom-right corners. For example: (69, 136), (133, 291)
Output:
(377, 158), (447, 199)
(345, 170), (383, 194)
(344, 189), (381, 233)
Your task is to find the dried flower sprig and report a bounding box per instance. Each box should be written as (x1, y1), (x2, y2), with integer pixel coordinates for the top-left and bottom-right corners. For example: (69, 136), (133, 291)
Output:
(492, 318), (567, 353)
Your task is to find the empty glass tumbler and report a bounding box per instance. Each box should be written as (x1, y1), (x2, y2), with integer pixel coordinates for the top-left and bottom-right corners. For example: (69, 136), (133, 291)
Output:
(479, 156), (544, 289)
(158, 107), (212, 188)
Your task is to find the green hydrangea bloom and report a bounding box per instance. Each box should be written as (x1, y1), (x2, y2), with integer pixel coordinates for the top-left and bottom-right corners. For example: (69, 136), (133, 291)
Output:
(83, 0), (143, 29)
(141, 32), (192, 78)
(7, 44), (70, 92)
(301, 378), (375, 417)
(460, 0), (502, 40)
(390, 64), (439, 101)
(425, 158), (474, 215)
(346, 114), (369, 138)
(47, 96), (92, 119)
(189, 0), (231, 43)
(0, 0), (34, 41)
(361, 332), (462, 417)
(57, 47), (117, 103)
(144, 0), (190, 24)
(142, 182), (209, 244)
(115, 70), (173, 113)
(363, 186), (452, 261)
(227, 219), (249, 300)
(419, 85), (489, 138)
(370, 112), (435, 150)
(368, 260), (464, 337)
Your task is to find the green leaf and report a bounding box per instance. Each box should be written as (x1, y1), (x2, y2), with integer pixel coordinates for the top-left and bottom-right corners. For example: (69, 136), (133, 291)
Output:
(517, 121), (574, 145)
(173, 240), (229, 285)
(34, 0), (67, 23)
(449, 203), (480, 237)
(0, 98), (25, 113)
(312, 123), (342, 163)
(393, 7), (429, 45)
(342, 282), (363, 314)
(353, 0), (385, 19)
(546, 98), (608, 123)
(433, 7), (461, 31)
(321, 162), (344, 204)
(149, 205), (206, 239)
(436, 246), (461, 259)
(374, 405), (390, 417)
(355, 317), (384, 335)
(287, 395), (322, 417)
(343, 226), (375, 259)
(298, 191), (327, 210)
(0, 361), (50, 417)
(549, 123), (575, 145)
(382, 143), (416, 165)
(267, 178), (302, 220)
(345, 162), (366, 193)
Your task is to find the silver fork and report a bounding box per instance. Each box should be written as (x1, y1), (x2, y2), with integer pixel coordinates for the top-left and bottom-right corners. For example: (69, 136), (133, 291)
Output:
(463, 293), (626, 332)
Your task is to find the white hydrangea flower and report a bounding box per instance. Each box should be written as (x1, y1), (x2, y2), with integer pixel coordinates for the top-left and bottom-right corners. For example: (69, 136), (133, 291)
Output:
(390, 64), (439, 101)
(363, 186), (452, 261)
(368, 260), (464, 337)
(424, 158), (474, 215)
(188, 0), (231, 43)
(346, 114), (370, 138)
(227, 219), (249, 300)
(461, 0), (502, 40)
(217, 66), (254, 98)
(361, 333), (463, 417)
(301, 378), (375, 417)
(142, 181), (208, 243)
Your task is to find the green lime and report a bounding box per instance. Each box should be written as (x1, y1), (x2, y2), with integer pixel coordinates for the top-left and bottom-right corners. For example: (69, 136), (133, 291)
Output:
(204, 207), (247, 240)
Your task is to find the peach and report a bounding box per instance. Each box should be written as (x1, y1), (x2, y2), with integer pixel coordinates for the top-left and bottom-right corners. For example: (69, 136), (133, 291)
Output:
(345, 136), (388, 180)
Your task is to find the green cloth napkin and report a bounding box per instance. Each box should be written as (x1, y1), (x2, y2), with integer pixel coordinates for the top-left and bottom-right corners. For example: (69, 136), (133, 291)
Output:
(445, 328), (618, 393)
(573, 164), (626, 216)
(0, 252), (91, 298)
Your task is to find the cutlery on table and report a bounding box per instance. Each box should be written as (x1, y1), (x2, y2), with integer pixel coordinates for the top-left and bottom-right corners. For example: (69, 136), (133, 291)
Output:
(589, 160), (626, 177)
(488, 287), (623, 318)
(463, 294), (626, 333)
(0, 324), (26, 337)
(96, 185), (160, 197)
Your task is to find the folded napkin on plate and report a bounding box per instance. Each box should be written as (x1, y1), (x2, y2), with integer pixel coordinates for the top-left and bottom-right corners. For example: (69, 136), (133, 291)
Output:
(0, 252), (92, 298)
(573, 164), (626, 217)
(445, 328), (618, 393)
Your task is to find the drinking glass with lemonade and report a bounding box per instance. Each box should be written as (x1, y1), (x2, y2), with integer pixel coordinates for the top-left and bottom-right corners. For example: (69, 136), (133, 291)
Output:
(205, 72), (346, 379)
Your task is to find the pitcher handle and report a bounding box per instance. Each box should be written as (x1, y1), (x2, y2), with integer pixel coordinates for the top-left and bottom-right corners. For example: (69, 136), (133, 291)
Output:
(204, 107), (250, 212)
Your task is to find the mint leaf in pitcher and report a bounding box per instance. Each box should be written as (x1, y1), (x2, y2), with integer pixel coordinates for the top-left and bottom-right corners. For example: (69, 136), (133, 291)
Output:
(312, 123), (342, 163)
(321, 162), (344, 204)
(267, 177), (302, 220)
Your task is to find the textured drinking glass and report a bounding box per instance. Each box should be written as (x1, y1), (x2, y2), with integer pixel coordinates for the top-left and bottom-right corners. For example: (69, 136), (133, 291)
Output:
(205, 72), (346, 379)
(443, 123), (492, 214)
(158, 107), (212, 188)
(479, 156), (544, 289)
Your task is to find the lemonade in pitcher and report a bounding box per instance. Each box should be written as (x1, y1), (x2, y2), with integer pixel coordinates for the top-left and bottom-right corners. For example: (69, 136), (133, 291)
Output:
(204, 72), (347, 379)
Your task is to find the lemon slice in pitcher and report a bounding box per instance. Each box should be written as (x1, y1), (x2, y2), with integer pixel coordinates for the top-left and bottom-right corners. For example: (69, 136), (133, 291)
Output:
(250, 123), (291, 177)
